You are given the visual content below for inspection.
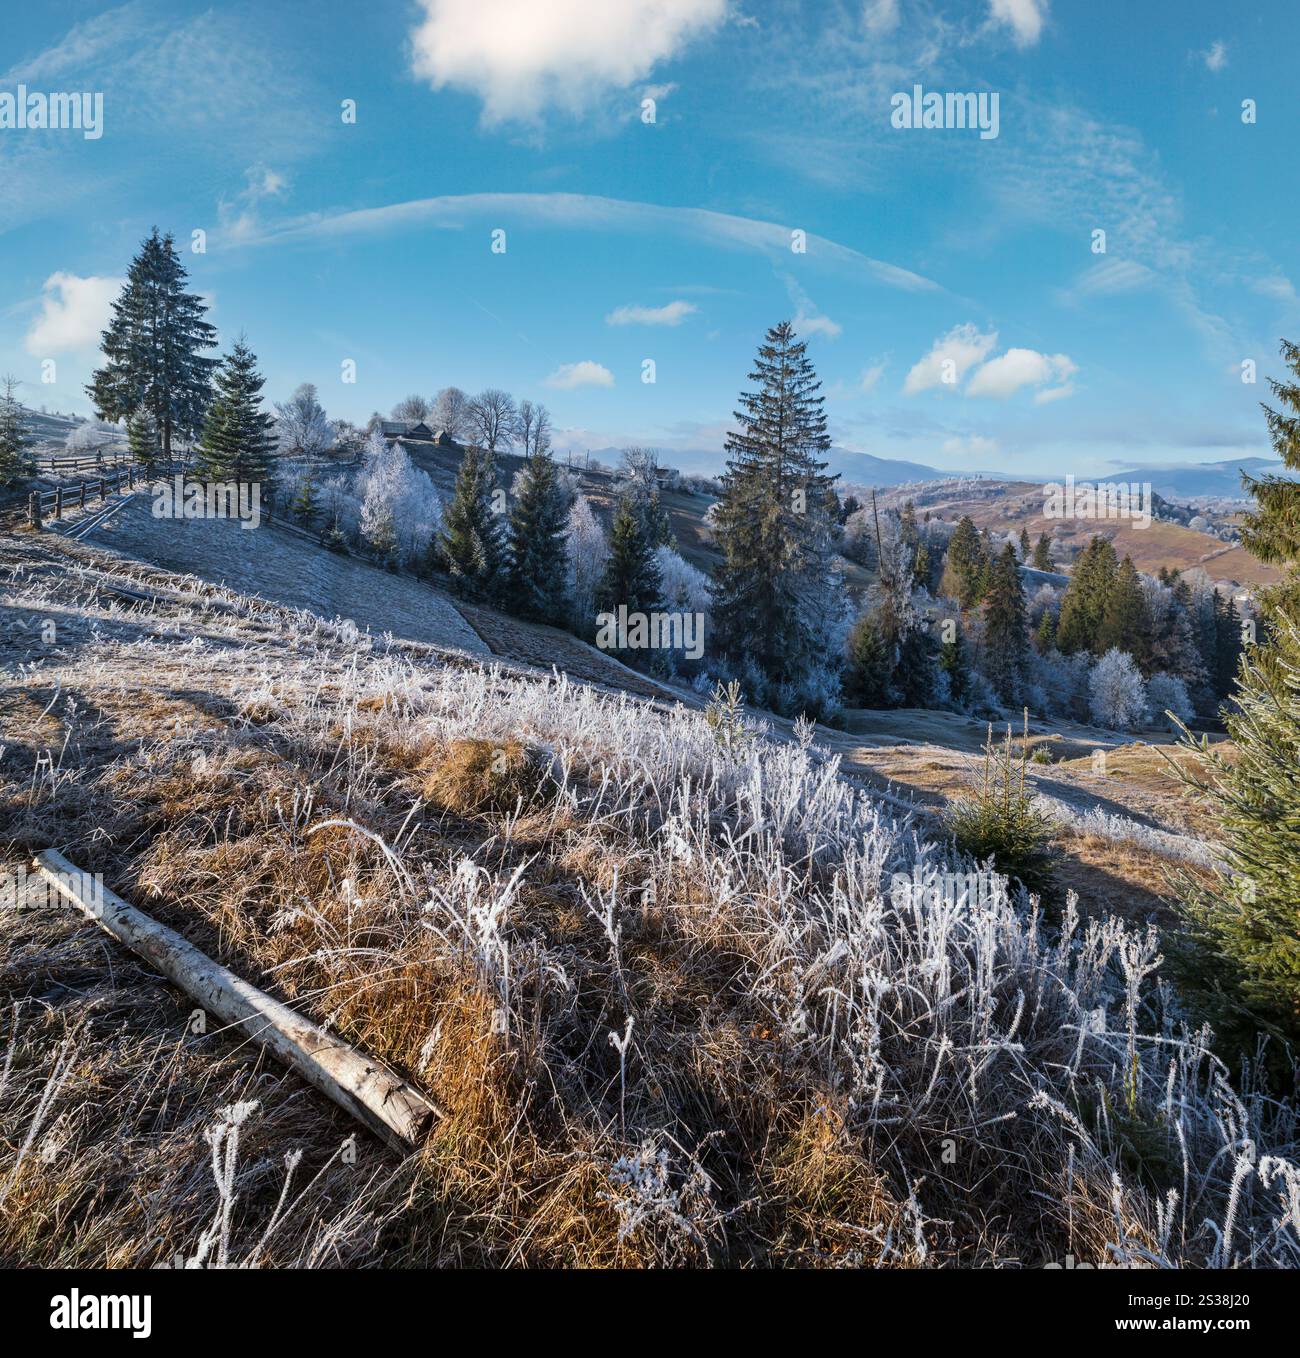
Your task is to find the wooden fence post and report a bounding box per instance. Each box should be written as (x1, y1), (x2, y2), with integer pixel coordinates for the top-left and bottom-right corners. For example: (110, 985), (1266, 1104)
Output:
(28, 491), (42, 531)
(54, 488), (64, 519)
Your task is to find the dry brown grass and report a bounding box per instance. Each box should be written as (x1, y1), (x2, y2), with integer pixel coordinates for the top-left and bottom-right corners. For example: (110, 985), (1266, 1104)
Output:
(420, 737), (554, 817)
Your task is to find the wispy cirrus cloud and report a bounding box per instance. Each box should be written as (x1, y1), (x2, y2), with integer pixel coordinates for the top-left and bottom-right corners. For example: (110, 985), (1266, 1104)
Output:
(238, 191), (943, 294)
(606, 300), (698, 326)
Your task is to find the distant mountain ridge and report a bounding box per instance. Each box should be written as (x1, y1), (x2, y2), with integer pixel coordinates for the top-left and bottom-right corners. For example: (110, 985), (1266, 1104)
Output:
(1112, 456), (1288, 500)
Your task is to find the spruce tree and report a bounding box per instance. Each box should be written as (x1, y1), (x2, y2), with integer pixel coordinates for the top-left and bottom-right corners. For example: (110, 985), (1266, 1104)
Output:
(1035, 610), (1057, 652)
(940, 515), (987, 609)
(1019, 526), (1032, 560)
(939, 622), (969, 704)
(1032, 532), (1054, 571)
(0, 376), (35, 485)
(194, 338), (278, 485)
(596, 495), (663, 644)
(1096, 555), (1151, 668)
(507, 449), (570, 624)
(88, 228), (217, 457)
(982, 543), (1029, 703)
(292, 469), (319, 526)
(844, 611), (892, 706)
(710, 321), (841, 696)
(126, 407), (160, 474)
(1241, 339), (1300, 613)
(1172, 337), (1300, 1069)
(440, 445), (504, 600)
(1056, 535), (1118, 654)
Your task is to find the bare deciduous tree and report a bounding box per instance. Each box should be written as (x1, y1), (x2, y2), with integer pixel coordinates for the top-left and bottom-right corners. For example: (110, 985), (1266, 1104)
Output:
(432, 386), (472, 442)
(516, 399), (552, 458)
(468, 388), (518, 451)
(391, 394), (431, 423)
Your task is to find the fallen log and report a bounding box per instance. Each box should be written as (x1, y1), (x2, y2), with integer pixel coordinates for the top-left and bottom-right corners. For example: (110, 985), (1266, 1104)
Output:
(32, 848), (441, 1150)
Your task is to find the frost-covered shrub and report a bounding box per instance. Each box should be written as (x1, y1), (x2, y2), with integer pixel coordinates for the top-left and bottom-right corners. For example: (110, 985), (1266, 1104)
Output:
(1146, 671), (1194, 726)
(654, 546), (710, 616)
(357, 434), (443, 566)
(1088, 648), (1148, 730)
(1029, 648), (1092, 719)
(565, 496), (609, 636)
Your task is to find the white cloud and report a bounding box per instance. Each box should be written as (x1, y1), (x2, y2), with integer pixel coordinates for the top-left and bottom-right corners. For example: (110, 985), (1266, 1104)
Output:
(903, 323), (998, 394)
(606, 299), (697, 326)
(794, 310), (843, 340)
(24, 272), (121, 355)
(246, 191), (942, 293)
(544, 360), (615, 389)
(966, 347), (1077, 399)
(989, 0), (1048, 48)
(1065, 258), (1156, 300)
(859, 361), (886, 394)
(1251, 273), (1298, 304)
(1204, 40), (1228, 72)
(863, 0), (900, 35)
(409, 0), (727, 123)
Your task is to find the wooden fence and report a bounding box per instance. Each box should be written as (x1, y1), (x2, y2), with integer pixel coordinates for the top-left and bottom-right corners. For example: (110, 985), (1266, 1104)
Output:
(27, 464), (138, 528)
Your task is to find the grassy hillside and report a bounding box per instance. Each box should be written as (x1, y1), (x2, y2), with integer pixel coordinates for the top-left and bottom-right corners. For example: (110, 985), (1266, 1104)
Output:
(886, 479), (1282, 590)
(3, 522), (1297, 1267)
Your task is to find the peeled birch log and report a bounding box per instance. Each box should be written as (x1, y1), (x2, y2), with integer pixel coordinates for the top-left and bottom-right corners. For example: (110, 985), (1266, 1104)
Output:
(32, 848), (441, 1149)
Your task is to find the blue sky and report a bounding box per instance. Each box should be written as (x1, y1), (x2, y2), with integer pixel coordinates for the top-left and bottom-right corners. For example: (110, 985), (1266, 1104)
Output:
(1, 0), (1297, 478)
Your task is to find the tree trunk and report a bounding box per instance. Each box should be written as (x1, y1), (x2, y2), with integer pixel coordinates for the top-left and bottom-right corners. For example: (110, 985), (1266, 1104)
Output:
(31, 849), (441, 1150)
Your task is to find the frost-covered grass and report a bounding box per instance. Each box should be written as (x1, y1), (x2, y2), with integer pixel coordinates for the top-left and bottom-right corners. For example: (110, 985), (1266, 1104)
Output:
(1038, 796), (1224, 870)
(1, 539), (1296, 1267)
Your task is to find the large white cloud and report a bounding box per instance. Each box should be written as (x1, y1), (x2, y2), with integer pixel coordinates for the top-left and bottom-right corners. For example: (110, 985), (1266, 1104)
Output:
(24, 272), (121, 355)
(989, 0), (1048, 48)
(544, 360), (615, 390)
(966, 347), (1076, 399)
(902, 323), (998, 394)
(409, 0), (728, 123)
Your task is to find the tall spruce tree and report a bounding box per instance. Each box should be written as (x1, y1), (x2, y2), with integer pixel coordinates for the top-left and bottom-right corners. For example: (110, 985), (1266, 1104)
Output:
(982, 543), (1029, 703)
(1172, 337), (1300, 1069)
(88, 228), (217, 458)
(194, 338), (278, 485)
(710, 321), (841, 694)
(440, 444), (504, 599)
(0, 376), (35, 485)
(507, 448), (570, 624)
(1019, 526), (1032, 560)
(1056, 535), (1118, 654)
(941, 515), (987, 609)
(1032, 532), (1054, 571)
(1096, 555), (1151, 668)
(596, 495), (663, 643)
